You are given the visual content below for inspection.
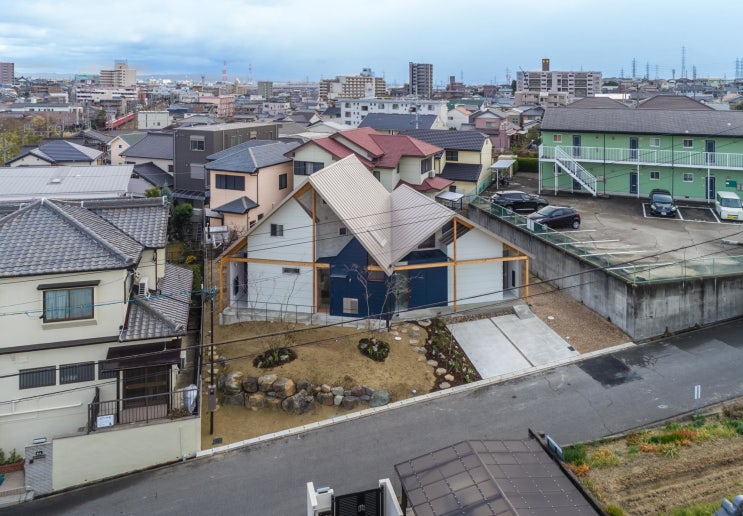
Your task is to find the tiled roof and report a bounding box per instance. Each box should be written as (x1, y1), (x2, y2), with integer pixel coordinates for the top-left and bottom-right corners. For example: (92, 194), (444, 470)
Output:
(80, 129), (115, 143)
(0, 199), (142, 277)
(567, 97), (629, 109)
(398, 175), (454, 192)
(121, 263), (193, 341)
(402, 129), (488, 151)
(541, 107), (743, 136)
(0, 165), (134, 202)
(637, 94), (713, 110)
(333, 128), (386, 157)
(358, 113), (438, 131)
(133, 162), (173, 188)
(370, 134), (442, 169)
(82, 197), (169, 248)
(119, 132), (148, 146)
(212, 196), (258, 214)
(121, 131), (174, 160)
(205, 140), (299, 173)
(11, 140), (102, 164)
(440, 163), (484, 182)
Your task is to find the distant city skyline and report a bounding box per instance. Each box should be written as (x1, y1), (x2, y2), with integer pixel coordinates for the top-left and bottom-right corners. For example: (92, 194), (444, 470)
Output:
(1, 0), (741, 86)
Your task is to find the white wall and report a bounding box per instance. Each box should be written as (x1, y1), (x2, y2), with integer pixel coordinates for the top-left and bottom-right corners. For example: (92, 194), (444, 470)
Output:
(447, 228), (504, 305)
(52, 416), (200, 491)
(398, 156), (426, 185)
(292, 146), (334, 189)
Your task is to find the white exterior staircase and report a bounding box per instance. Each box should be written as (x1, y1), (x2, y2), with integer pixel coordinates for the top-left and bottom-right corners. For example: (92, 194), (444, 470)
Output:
(554, 147), (597, 196)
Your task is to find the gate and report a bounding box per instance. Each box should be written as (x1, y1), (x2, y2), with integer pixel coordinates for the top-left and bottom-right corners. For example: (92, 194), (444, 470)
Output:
(334, 487), (383, 516)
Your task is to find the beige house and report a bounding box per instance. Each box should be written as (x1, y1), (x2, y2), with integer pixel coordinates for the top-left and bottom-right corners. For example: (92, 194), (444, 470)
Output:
(206, 140), (301, 236)
(0, 197), (198, 495)
(6, 140), (103, 167)
(109, 132), (147, 165)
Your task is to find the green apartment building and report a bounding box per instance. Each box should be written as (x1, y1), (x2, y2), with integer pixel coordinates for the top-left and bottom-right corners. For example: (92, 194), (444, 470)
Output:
(538, 108), (743, 201)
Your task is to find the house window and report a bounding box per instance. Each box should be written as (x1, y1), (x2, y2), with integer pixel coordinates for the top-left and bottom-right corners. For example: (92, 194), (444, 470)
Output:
(683, 139), (693, 148)
(60, 362), (95, 384)
(361, 106), (368, 111)
(420, 157), (433, 174)
(339, 226), (348, 236)
(650, 138), (660, 147)
(190, 137), (205, 151)
(367, 255), (385, 282)
(650, 171), (660, 180)
(445, 150), (459, 161)
(373, 171), (381, 181)
(683, 173), (694, 182)
(44, 287), (94, 322)
(342, 297), (359, 314)
(168, 165), (174, 173)
(485, 121), (498, 128)
(449, 185), (457, 192)
(270, 223), (284, 236)
(258, 213), (264, 220)
(553, 134), (562, 143)
(20, 366), (56, 389)
(282, 267), (300, 274)
(215, 174), (245, 190)
(98, 362), (118, 380)
(294, 161), (324, 175)
(279, 173), (288, 190)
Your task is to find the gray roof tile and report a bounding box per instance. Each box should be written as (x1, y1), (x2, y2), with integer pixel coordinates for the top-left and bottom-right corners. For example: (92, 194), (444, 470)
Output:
(82, 197), (169, 248)
(121, 131), (174, 160)
(440, 163), (483, 182)
(402, 129), (488, 151)
(205, 141), (299, 173)
(212, 196), (258, 214)
(359, 113), (438, 131)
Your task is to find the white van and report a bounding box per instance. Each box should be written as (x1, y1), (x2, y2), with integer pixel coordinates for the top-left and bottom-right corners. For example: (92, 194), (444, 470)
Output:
(714, 191), (743, 221)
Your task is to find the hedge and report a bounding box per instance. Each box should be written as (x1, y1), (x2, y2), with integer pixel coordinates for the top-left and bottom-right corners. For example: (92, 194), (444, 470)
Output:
(516, 157), (538, 172)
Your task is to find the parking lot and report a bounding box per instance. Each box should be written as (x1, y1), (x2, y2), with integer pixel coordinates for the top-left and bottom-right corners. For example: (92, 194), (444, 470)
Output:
(486, 172), (743, 267)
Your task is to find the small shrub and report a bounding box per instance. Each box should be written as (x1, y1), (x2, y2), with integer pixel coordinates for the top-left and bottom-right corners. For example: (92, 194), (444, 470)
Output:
(659, 442), (678, 458)
(566, 463), (590, 477)
(358, 339), (390, 362)
(253, 347), (297, 368)
(625, 432), (646, 446)
(563, 443), (587, 465)
(606, 504), (624, 516)
(639, 442), (658, 453)
(627, 445), (639, 457)
(588, 447), (621, 468)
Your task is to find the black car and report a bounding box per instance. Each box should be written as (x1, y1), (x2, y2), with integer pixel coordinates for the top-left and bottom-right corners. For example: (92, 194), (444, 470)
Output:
(527, 206), (581, 229)
(490, 190), (549, 213)
(648, 189), (677, 217)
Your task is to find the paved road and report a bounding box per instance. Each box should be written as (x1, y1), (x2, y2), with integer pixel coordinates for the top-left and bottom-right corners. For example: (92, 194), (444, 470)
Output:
(6, 318), (743, 516)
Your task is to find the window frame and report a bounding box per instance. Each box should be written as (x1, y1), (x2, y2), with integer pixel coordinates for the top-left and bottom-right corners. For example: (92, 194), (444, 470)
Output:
(282, 267), (300, 275)
(20, 366), (56, 389)
(445, 150), (459, 161)
(270, 223), (284, 237)
(189, 137), (205, 151)
(649, 137), (660, 148)
(552, 134), (562, 143)
(278, 173), (288, 190)
(60, 362), (95, 384)
(43, 286), (94, 323)
(683, 139), (693, 148)
(650, 171), (660, 180)
(215, 174), (245, 191)
(683, 172), (694, 182)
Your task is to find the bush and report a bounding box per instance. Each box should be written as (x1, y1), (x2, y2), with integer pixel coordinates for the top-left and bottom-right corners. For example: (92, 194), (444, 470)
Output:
(606, 504), (624, 516)
(516, 157), (538, 172)
(358, 339), (390, 362)
(588, 447), (621, 468)
(563, 443), (587, 465)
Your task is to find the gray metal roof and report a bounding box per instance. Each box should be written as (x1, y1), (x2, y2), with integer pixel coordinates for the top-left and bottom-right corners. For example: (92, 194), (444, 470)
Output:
(359, 113), (438, 131)
(541, 107), (743, 137)
(82, 197), (169, 248)
(121, 263), (193, 341)
(205, 140), (299, 173)
(118, 132), (148, 146)
(395, 439), (598, 516)
(402, 129), (488, 151)
(440, 163), (484, 182)
(0, 199), (142, 277)
(636, 94), (713, 110)
(121, 131), (174, 160)
(566, 97), (629, 109)
(10, 139), (102, 164)
(0, 165), (134, 202)
(132, 162), (173, 189)
(80, 129), (115, 143)
(212, 196), (259, 214)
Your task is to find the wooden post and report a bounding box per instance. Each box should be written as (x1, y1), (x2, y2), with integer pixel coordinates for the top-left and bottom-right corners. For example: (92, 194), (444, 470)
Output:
(453, 219), (458, 311)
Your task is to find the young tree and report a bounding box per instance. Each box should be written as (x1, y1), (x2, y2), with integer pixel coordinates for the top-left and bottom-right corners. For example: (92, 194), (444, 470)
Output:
(171, 202), (193, 241)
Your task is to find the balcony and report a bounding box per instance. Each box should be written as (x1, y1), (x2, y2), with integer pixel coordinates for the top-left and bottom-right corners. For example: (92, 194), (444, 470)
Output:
(87, 387), (198, 432)
(540, 145), (743, 170)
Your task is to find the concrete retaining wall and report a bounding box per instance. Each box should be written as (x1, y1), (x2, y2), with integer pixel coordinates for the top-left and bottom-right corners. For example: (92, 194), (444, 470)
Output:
(469, 204), (743, 341)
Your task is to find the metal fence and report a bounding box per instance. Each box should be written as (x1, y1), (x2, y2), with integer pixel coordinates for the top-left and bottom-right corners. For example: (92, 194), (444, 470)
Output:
(87, 388), (198, 431)
(226, 299), (388, 329)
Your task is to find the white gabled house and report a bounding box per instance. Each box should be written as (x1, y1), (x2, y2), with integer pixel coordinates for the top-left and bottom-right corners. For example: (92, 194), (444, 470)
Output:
(219, 155), (528, 320)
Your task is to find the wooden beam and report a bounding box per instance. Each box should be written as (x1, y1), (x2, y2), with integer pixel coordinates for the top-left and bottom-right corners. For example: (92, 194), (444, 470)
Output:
(392, 255), (527, 271)
(293, 181), (312, 198)
(225, 257), (330, 268)
(453, 219), (458, 311)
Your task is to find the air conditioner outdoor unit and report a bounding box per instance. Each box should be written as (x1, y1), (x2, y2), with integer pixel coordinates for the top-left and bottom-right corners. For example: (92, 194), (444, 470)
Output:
(307, 482), (333, 516)
(138, 278), (149, 297)
(429, 170), (435, 178)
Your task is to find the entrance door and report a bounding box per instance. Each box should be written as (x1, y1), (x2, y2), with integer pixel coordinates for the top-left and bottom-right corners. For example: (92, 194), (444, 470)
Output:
(317, 269), (330, 312)
(706, 175), (716, 201)
(705, 140), (716, 164)
(123, 366), (170, 408)
(629, 137), (639, 160)
(572, 135), (581, 157)
(629, 172), (639, 195)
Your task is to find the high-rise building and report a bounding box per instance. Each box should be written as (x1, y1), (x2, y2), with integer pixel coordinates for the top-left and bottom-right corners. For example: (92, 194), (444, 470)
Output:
(99, 60), (137, 88)
(257, 81), (273, 99)
(516, 59), (601, 98)
(319, 69), (386, 101)
(0, 62), (14, 84)
(409, 62), (433, 99)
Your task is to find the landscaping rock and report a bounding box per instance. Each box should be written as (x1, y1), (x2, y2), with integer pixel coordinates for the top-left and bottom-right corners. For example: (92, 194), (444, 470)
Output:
(281, 390), (314, 415)
(272, 377), (296, 398)
(223, 371), (244, 394)
(333, 395), (343, 406)
(320, 383), (331, 393)
(247, 392), (266, 410)
(242, 376), (259, 393)
(317, 392), (334, 406)
(296, 379), (311, 392)
(370, 390), (390, 407)
(363, 386), (374, 396)
(444, 374), (455, 382)
(223, 392), (245, 406)
(266, 397), (282, 410)
(418, 319), (432, 327)
(427, 360), (438, 367)
(439, 382), (451, 390)
(360, 395), (371, 402)
(435, 368), (447, 376)
(408, 339), (419, 345)
(351, 385), (365, 397)
(259, 374), (278, 392)
(416, 347), (427, 354)
(341, 396), (359, 409)
(331, 386), (345, 397)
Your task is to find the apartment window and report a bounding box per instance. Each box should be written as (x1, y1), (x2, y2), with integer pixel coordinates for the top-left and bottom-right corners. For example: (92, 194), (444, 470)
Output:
(190, 164), (205, 180)
(345, 111), (351, 118)
(650, 171), (660, 180)
(278, 173), (288, 190)
(339, 226), (348, 236)
(683, 173), (694, 182)
(20, 366), (56, 389)
(342, 297), (359, 314)
(420, 157), (433, 174)
(361, 106), (368, 111)
(294, 161), (324, 176)
(282, 267), (300, 275)
(650, 138), (660, 147)
(345, 103), (351, 108)
(427, 105), (434, 111)
(378, 103), (384, 109)
(392, 104), (399, 109)
(60, 362), (94, 384)
(683, 139), (693, 148)
(190, 137), (205, 151)
(445, 150), (459, 161)
(43, 287), (94, 322)
(215, 174), (245, 190)
(553, 134), (563, 143)
(270, 223), (284, 236)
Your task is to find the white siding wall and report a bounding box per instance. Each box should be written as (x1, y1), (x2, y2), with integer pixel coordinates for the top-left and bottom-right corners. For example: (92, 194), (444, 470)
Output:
(377, 169), (399, 192)
(447, 229), (504, 305)
(244, 264), (313, 311)
(292, 146), (334, 189)
(399, 157), (426, 185)
(313, 199), (353, 258)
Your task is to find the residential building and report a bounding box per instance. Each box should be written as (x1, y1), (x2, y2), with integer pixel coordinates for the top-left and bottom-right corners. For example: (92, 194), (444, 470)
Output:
(99, 60), (137, 88)
(0, 62), (13, 84)
(257, 81), (273, 99)
(409, 62), (433, 99)
(286, 127), (448, 195)
(120, 131), (174, 173)
(137, 111), (171, 130)
(219, 155), (527, 319)
(6, 140), (103, 167)
(338, 97), (447, 128)
(513, 90), (570, 107)
(172, 122), (280, 202)
(319, 69), (387, 101)
(538, 107), (743, 200)
(5, 101), (83, 126)
(109, 132), (147, 165)
(198, 94), (236, 118)
(403, 129), (494, 195)
(0, 197), (197, 495)
(206, 140), (300, 235)
(466, 108), (514, 152)
(358, 113), (446, 134)
(517, 60), (601, 99)
(446, 105), (475, 130)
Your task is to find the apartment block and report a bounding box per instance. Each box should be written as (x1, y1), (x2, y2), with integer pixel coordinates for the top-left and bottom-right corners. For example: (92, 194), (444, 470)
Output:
(0, 62), (14, 84)
(99, 60), (137, 88)
(409, 62), (433, 99)
(319, 69), (386, 101)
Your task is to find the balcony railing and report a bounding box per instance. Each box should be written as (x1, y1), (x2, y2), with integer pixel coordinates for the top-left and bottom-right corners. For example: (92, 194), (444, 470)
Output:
(540, 145), (743, 170)
(87, 388), (198, 432)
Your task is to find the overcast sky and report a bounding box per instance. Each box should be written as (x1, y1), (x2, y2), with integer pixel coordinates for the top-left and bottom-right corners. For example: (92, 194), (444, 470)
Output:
(1, 0), (739, 85)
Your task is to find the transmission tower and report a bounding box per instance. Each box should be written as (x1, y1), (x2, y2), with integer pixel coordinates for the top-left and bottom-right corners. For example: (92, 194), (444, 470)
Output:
(632, 58), (636, 79)
(681, 46), (687, 79)
(222, 60), (228, 83)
